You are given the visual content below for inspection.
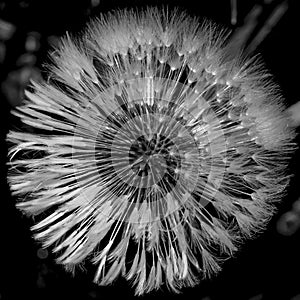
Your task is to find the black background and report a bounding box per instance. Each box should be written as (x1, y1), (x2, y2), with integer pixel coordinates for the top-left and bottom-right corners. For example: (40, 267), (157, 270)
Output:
(0, 1), (300, 299)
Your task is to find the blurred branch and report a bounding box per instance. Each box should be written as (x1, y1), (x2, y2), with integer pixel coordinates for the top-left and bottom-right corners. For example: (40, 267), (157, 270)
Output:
(245, 0), (288, 55)
(227, 0), (289, 58)
(230, 0), (237, 25)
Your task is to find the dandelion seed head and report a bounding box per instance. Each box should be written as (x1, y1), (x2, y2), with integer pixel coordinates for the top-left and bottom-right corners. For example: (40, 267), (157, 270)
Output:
(7, 6), (296, 295)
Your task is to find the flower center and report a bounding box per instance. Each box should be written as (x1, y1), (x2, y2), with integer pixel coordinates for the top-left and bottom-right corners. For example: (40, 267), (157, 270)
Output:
(129, 134), (179, 179)
(94, 101), (200, 207)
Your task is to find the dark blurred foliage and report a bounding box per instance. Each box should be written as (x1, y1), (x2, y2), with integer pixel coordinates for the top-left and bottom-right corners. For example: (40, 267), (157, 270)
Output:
(0, 1), (300, 300)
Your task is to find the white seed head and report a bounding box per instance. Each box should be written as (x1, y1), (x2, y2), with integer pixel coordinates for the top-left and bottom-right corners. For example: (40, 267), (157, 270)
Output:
(7, 6), (296, 296)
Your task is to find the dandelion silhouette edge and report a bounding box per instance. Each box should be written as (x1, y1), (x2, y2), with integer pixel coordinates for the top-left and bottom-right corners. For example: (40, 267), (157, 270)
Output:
(6, 7), (296, 295)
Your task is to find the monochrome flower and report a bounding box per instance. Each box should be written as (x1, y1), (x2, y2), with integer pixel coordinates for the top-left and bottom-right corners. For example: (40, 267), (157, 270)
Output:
(7, 7), (296, 295)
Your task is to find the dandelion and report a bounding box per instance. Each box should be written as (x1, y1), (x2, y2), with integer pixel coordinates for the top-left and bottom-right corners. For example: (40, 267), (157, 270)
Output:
(7, 7), (296, 295)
